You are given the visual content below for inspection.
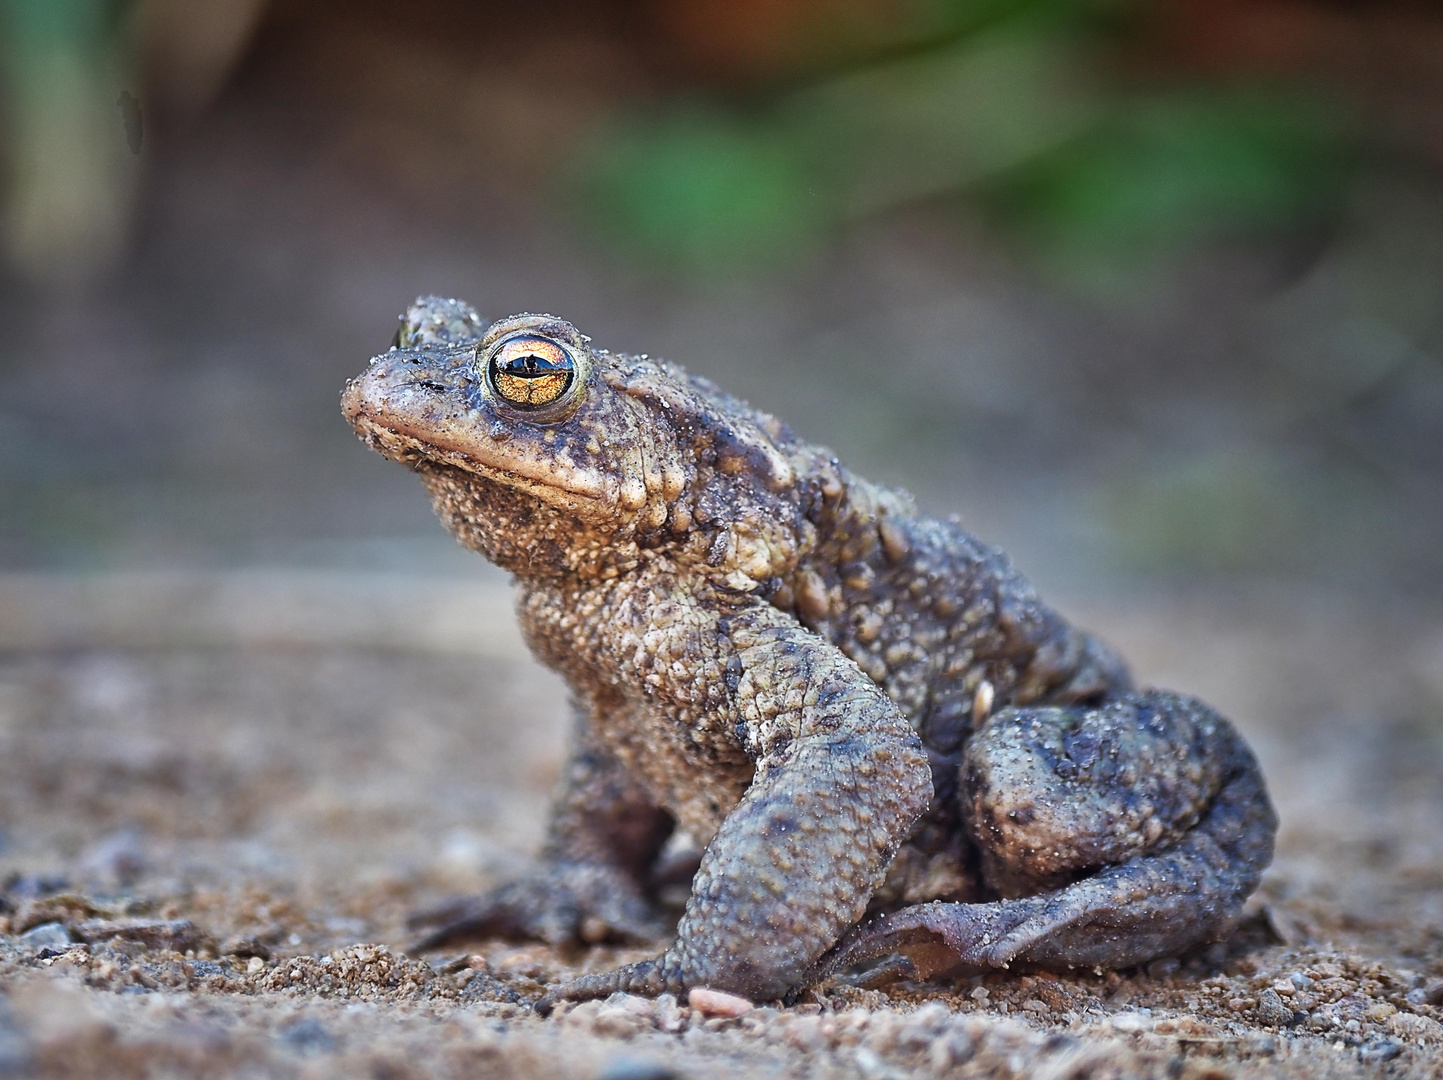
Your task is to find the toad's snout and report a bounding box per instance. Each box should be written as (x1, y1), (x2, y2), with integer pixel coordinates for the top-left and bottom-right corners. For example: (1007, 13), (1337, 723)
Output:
(342, 350), (465, 433)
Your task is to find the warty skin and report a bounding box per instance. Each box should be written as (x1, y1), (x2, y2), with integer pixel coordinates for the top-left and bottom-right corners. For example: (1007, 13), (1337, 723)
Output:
(342, 297), (1277, 1006)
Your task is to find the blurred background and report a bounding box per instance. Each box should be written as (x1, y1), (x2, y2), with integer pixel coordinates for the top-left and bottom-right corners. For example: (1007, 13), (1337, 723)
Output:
(0, 0), (1439, 598)
(0, 5), (1442, 1025)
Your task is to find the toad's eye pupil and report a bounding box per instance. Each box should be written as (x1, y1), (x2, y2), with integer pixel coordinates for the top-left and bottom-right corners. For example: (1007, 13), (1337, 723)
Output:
(487, 335), (575, 408)
(501, 353), (557, 376)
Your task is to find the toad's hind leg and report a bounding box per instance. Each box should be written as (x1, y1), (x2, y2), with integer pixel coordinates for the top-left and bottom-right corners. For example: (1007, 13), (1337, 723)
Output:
(821, 691), (1276, 978)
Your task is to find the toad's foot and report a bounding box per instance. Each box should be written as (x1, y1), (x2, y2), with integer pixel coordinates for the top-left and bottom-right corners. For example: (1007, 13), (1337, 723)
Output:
(816, 895), (1082, 984)
(816, 885), (1151, 984)
(534, 957), (673, 1014)
(817, 709), (1276, 981)
(411, 861), (667, 951)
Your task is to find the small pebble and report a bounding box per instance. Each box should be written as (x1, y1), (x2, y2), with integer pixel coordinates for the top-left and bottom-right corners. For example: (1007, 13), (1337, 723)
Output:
(688, 987), (754, 1018)
(247, 956), (266, 974)
(971, 681), (994, 723)
(1257, 989), (1295, 1027)
(278, 1019), (337, 1056)
(612, 993), (657, 1017)
(19, 923), (71, 951)
(653, 994), (684, 1033)
(854, 1046), (886, 1077)
(1110, 1012), (1150, 1033)
(1358, 1039), (1404, 1064)
(597, 1056), (678, 1080)
(1409, 979), (1443, 1007)
(460, 971), (521, 1003)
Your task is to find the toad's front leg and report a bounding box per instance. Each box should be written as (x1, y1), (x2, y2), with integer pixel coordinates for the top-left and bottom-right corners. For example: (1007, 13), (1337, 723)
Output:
(822, 691), (1276, 979)
(540, 600), (934, 1007)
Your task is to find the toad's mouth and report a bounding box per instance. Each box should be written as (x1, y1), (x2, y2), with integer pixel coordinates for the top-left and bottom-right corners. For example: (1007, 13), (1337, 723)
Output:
(342, 381), (616, 517)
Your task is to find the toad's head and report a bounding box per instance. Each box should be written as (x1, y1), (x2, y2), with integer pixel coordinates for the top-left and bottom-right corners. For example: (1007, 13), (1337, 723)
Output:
(342, 298), (811, 582)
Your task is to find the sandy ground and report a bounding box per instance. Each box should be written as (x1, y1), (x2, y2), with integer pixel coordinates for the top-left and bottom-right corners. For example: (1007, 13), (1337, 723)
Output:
(0, 571), (1440, 1078)
(1, 3), (1440, 1075)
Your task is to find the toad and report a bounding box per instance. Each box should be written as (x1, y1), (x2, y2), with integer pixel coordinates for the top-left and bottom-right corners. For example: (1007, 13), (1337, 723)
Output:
(342, 297), (1276, 1006)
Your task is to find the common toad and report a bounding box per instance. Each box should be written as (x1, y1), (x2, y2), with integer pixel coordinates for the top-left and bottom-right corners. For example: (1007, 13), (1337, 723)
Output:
(342, 297), (1276, 1005)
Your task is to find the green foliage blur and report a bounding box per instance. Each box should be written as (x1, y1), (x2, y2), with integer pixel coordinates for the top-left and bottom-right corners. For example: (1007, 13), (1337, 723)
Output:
(0, 0), (127, 49)
(570, 0), (1349, 279)
(0, 0), (139, 280)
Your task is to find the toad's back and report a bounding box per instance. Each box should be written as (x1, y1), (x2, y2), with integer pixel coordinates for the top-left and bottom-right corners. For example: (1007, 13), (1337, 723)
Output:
(774, 468), (1132, 737)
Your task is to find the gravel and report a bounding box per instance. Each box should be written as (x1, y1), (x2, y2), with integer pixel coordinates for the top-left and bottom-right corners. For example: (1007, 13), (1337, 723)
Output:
(0, 576), (1440, 1078)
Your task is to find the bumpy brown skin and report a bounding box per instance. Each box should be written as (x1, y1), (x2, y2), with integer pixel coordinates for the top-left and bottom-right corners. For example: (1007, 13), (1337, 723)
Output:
(341, 298), (1277, 1006)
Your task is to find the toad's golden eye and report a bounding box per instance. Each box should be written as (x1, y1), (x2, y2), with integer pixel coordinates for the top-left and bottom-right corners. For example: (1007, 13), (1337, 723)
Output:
(486, 335), (575, 408)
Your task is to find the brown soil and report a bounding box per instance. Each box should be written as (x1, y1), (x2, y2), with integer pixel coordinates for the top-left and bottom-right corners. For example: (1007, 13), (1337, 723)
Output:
(1, 572), (1440, 1079)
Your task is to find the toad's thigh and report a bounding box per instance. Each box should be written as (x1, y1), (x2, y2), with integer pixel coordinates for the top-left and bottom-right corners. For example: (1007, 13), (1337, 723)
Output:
(961, 691), (1232, 897)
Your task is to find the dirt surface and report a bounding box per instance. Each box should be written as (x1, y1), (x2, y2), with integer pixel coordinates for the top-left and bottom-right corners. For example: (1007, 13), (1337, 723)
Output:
(0, 572), (1440, 1079)
(1, 1), (1441, 1075)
